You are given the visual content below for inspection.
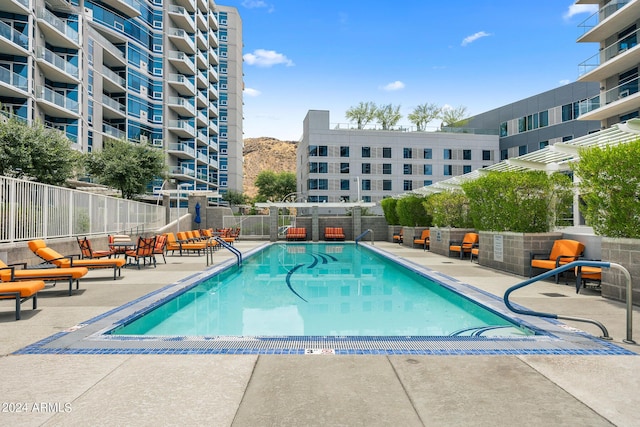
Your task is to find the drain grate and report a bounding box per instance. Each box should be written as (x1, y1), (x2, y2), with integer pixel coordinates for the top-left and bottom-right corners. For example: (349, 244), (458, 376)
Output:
(541, 292), (569, 297)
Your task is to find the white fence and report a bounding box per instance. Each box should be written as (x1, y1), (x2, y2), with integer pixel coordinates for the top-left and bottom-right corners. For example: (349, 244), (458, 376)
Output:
(223, 215), (295, 239)
(0, 176), (165, 243)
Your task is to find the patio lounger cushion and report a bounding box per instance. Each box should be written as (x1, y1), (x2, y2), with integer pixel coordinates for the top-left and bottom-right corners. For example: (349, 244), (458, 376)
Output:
(449, 233), (479, 259)
(0, 280), (46, 320)
(286, 227), (307, 241)
(529, 239), (585, 283)
(324, 227), (345, 241)
(0, 260), (88, 296)
(413, 229), (430, 250)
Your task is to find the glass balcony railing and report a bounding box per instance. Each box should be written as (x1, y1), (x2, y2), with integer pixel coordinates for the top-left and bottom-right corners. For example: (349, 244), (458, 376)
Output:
(0, 67), (28, 91)
(577, 77), (639, 115)
(168, 51), (195, 69)
(578, 0), (631, 35)
(579, 29), (638, 76)
(102, 66), (126, 87)
(103, 123), (126, 139)
(168, 96), (195, 113)
(168, 143), (196, 157)
(170, 166), (196, 177)
(37, 8), (79, 45)
(36, 46), (79, 79)
(0, 19), (29, 50)
(168, 120), (196, 135)
(37, 85), (79, 113)
(168, 73), (195, 92)
(102, 94), (126, 113)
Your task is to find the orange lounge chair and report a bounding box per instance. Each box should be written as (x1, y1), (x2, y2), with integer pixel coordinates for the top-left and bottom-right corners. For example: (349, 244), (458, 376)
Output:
(449, 233), (479, 259)
(77, 237), (114, 259)
(393, 229), (403, 244)
(575, 265), (602, 291)
(0, 280), (46, 320)
(324, 227), (345, 241)
(153, 234), (168, 264)
(529, 239), (585, 283)
(413, 229), (430, 250)
(0, 259), (88, 296)
(470, 246), (480, 263)
(165, 232), (206, 256)
(125, 236), (157, 269)
(286, 227), (307, 241)
(28, 239), (125, 280)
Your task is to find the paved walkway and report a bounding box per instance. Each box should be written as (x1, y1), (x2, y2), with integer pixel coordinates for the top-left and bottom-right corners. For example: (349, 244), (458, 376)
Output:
(1, 241), (639, 426)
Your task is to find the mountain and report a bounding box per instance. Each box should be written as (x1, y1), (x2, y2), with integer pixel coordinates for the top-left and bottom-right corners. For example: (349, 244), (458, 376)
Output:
(243, 137), (297, 198)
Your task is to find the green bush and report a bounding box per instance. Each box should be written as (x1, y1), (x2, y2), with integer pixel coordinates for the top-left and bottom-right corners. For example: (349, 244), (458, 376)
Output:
(571, 139), (640, 238)
(380, 197), (399, 225)
(396, 195), (432, 226)
(423, 191), (473, 228)
(461, 171), (572, 233)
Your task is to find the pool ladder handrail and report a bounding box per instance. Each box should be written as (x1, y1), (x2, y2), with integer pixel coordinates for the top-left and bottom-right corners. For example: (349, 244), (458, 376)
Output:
(503, 260), (635, 344)
(355, 229), (374, 246)
(207, 237), (242, 266)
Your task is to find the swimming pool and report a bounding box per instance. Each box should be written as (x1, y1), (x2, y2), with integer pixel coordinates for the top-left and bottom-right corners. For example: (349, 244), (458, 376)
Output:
(111, 243), (532, 337)
(15, 242), (634, 355)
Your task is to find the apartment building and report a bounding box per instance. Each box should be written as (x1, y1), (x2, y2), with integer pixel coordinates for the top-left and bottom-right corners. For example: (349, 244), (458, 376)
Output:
(297, 110), (499, 210)
(465, 81), (601, 160)
(0, 0), (243, 196)
(576, 0), (640, 127)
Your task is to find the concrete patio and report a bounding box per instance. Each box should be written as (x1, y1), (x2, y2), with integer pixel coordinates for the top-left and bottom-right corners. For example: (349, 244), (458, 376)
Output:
(1, 241), (639, 426)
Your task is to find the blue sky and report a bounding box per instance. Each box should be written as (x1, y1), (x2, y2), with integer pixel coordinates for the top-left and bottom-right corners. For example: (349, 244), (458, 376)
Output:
(221, 1), (599, 141)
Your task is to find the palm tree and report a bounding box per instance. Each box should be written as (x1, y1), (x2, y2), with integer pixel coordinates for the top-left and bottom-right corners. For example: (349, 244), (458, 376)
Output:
(345, 101), (377, 129)
(408, 103), (442, 131)
(441, 105), (469, 128)
(375, 104), (402, 130)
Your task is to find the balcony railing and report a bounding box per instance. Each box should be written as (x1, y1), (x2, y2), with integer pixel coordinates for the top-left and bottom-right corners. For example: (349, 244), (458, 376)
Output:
(37, 8), (79, 44)
(37, 85), (79, 113)
(102, 66), (126, 87)
(168, 143), (196, 157)
(579, 28), (639, 76)
(0, 19), (29, 50)
(0, 67), (28, 92)
(103, 123), (126, 139)
(102, 94), (126, 113)
(578, 0), (631, 35)
(36, 46), (79, 79)
(168, 120), (196, 135)
(170, 166), (196, 177)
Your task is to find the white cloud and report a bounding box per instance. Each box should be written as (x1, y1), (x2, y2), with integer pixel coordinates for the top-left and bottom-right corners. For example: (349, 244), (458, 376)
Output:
(242, 0), (267, 8)
(461, 31), (491, 46)
(382, 80), (405, 91)
(244, 87), (261, 97)
(563, 4), (598, 20)
(243, 49), (294, 67)
(558, 79), (571, 86)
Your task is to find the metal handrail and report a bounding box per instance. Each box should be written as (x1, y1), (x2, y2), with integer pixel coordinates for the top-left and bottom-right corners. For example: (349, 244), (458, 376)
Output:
(212, 236), (242, 266)
(355, 229), (373, 245)
(504, 260), (635, 343)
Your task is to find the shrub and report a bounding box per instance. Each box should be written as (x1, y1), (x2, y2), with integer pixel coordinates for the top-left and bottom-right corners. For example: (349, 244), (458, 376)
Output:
(423, 191), (473, 228)
(571, 139), (640, 238)
(380, 197), (399, 225)
(396, 195), (432, 226)
(462, 171), (572, 233)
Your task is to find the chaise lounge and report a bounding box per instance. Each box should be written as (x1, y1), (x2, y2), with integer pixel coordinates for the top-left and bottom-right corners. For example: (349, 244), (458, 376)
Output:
(165, 232), (206, 256)
(0, 279), (46, 320)
(0, 259), (88, 296)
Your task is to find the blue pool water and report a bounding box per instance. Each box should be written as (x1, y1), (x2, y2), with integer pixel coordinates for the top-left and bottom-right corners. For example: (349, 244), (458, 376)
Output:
(112, 243), (533, 338)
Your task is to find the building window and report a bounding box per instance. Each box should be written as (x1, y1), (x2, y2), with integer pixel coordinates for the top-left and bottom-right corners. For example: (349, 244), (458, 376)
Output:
(309, 145), (327, 156)
(539, 111), (549, 127)
(340, 195), (350, 202)
(562, 103), (573, 122)
(361, 179), (371, 191)
(383, 163), (392, 174)
(463, 149), (471, 160)
(482, 150), (491, 161)
(500, 122), (507, 137)
(403, 180), (413, 191)
(424, 148), (432, 159)
(423, 180), (432, 186)
(562, 135), (574, 142)
(309, 163), (318, 173)
(340, 163), (349, 173)
(318, 179), (328, 190)
(539, 141), (549, 149)
(340, 179), (350, 190)
(340, 146), (349, 157)
(403, 164), (412, 175)
(444, 149), (452, 160)
(362, 163), (371, 174)
(362, 146), (371, 158)
(463, 165), (472, 174)
(403, 148), (412, 159)
(423, 164), (432, 175)
(519, 145), (527, 156)
(362, 196), (371, 202)
(444, 165), (452, 176)
(518, 117), (526, 133)
(383, 147), (392, 158)
(383, 180), (392, 191)
(501, 149), (508, 160)
(318, 162), (328, 173)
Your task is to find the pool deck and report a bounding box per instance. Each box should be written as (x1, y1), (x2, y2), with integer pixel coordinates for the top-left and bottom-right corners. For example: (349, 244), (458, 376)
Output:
(1, 240), (639, 426)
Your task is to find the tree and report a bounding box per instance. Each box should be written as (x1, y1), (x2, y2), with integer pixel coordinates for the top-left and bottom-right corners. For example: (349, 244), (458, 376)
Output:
(254, 170), (296, 202)
(440, 105), (469, 128)
(0, 116), (81, 185)
(408, 103), (441, 131)
(375, 103), (402, 130)
(85, 138), (166, 199)
(223, 189), (248, 207)
(345, 101), (377, 129)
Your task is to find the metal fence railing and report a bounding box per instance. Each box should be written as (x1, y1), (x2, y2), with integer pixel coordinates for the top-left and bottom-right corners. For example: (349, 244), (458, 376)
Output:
(222, 215), (295, 239)
(0, 176), (166, 243)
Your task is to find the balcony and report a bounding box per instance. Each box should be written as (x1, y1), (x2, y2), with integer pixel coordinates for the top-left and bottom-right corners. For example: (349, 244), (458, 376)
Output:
(196, 109), (208, 127)
(168, 29), (196, 55)
(168, 73), (196, 96)
(168, 51), (195, 74)
(0, 67), (28, 97)
(168, 96), (196, 116)
(196, 49), (208, 70)
(196, 29), (207, 51)
(209, 11), (219, 31)
(103, 123), (126, 140)
(195, 10), (207, 31)
(209, 85), (219, 101)
(37, 8), (80, 48)
(168, 119), (196, 138)
(196, 90), (208, 108)
(578, 31), (639, 81)
(173, 0), (196, 13)
(196, 129), (208, 144)
(196, 0), (207, 14)
(102, 94), (126, 119)
(209, 67), (219, 83)
(209, 48), (219, 65)
(0, 20), (29, 55)
(196, 70), (208, 89)
(35, 46), (79, 84)
(102, 66), (126, 92)
(208, 139), (219, 153)
(578, 0), (639, 43)
(196, 170), (209, 182)
(35, 85), (79, 118)
(208, 102), (218, 117)
(167, 142), (196, 159)
(99, 0), (140, 19)
(578, 78), (640, 121)
(209, 31), (218, 48)
(168, 5), (196, 33)
(5, 0), (30, 14)
(169, 165), (196, 178)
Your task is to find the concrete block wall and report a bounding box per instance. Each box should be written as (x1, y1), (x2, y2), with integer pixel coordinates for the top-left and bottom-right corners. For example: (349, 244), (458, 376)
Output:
(318, 217), (353, 240)
(360, 217), (388, 242)
(478, 232), (562, 276)
(429, 228), (475, 257)
(600, 237), (640, 304)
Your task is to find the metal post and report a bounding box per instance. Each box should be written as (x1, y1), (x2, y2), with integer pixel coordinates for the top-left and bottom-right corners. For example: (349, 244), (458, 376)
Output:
(610, 262), (636, 344)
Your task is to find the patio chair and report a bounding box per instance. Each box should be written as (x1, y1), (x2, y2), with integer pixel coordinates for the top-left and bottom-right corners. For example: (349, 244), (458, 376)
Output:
(28, 239), (125, 280)
(0, 259), (88, 296)
(413, 229), (430, 250)
(153, 234), (168, 264)
(470, 245), (479, 263)
(449, 233), (479, 259)
(286, 227), (307, 241)
(0, 279), (46, 320)
(529, 239), (585, 283)
(324, 227), (345, 241)
(164, 232), (206, 256)
(392, 229), (403, 244)
(125, 236), (157, 269)
(77, 237), (114, 259)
